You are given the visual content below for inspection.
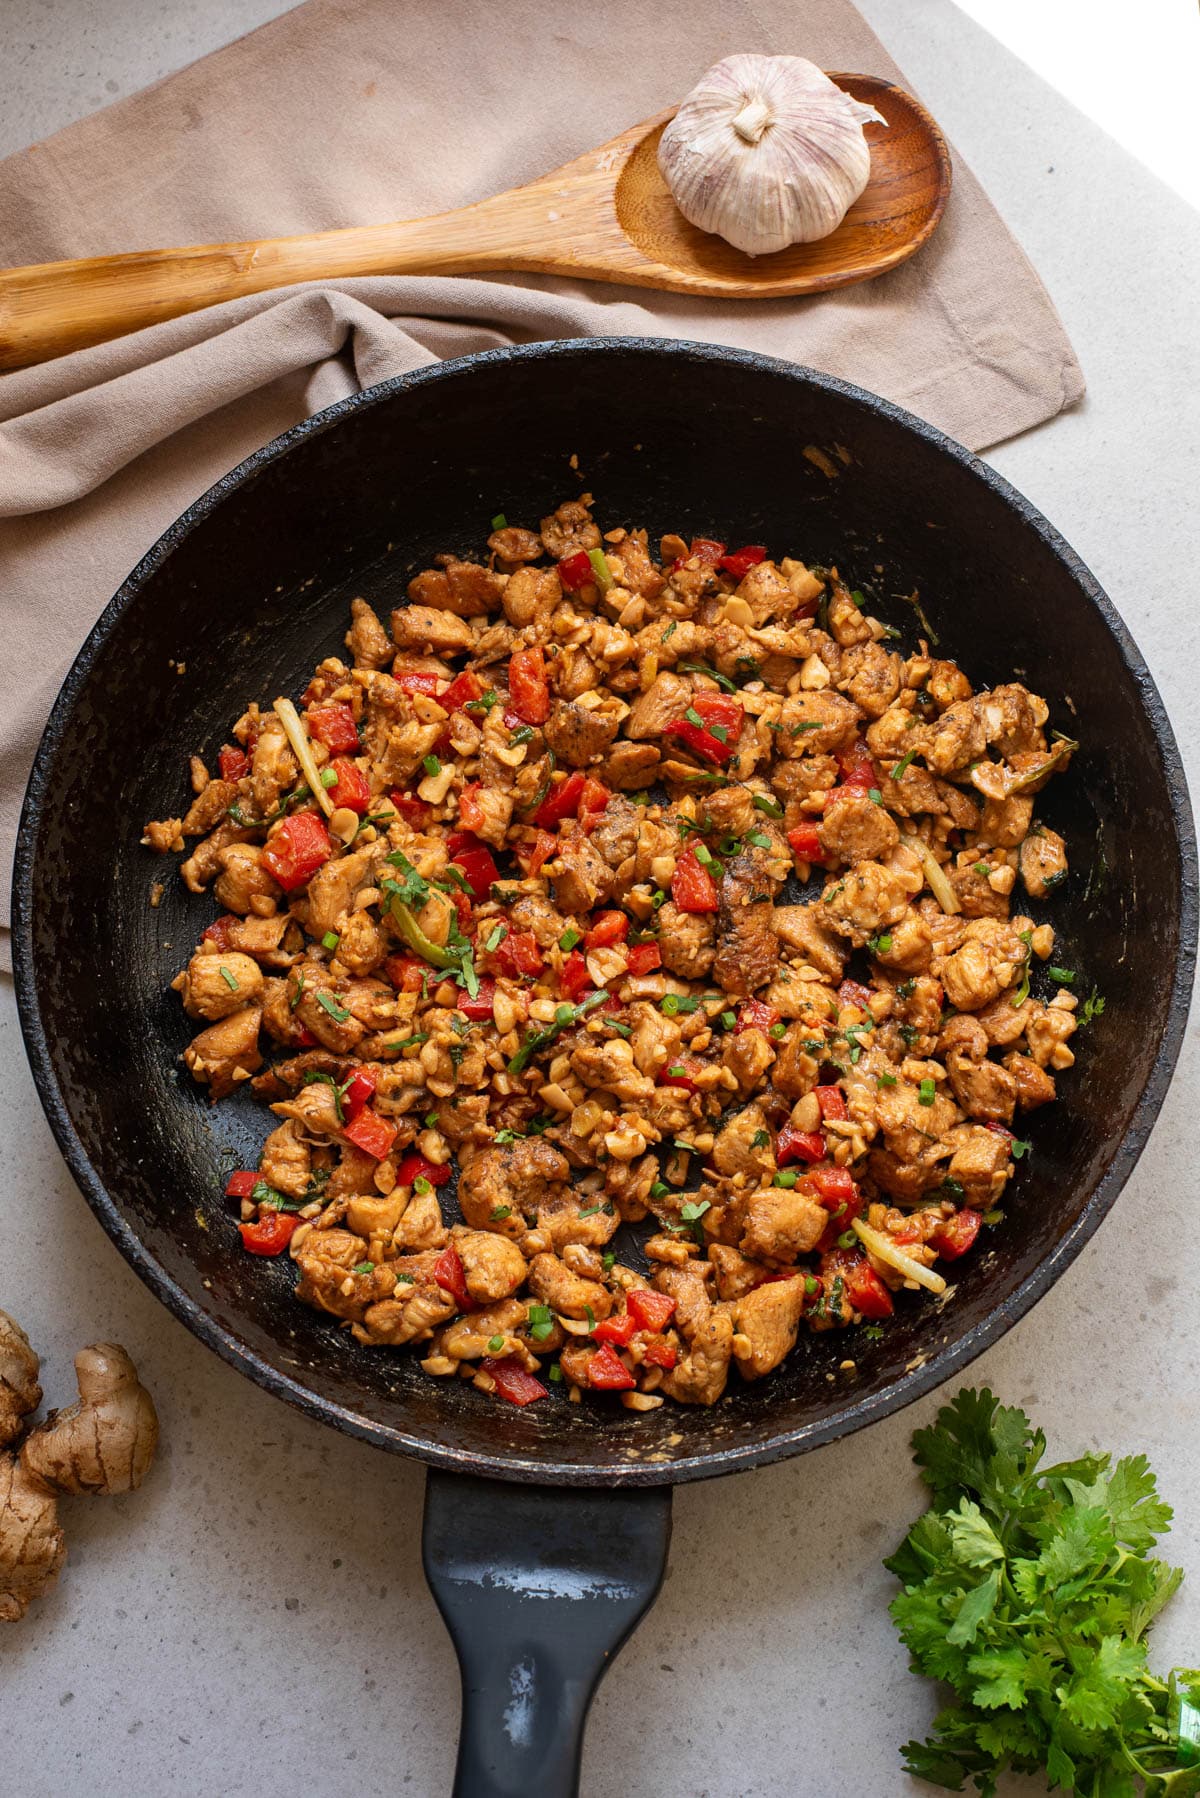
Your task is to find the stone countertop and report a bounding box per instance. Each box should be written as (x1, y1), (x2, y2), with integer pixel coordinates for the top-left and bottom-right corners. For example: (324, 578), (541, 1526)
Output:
(1, 2), (1198, 1793)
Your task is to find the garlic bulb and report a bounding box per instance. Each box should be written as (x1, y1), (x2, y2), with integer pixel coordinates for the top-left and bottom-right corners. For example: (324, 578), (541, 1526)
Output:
(658, 53), (886, 256)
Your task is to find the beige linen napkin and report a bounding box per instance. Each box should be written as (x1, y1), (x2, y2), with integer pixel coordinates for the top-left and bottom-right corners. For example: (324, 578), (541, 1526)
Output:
(0, 0), (1083, 963)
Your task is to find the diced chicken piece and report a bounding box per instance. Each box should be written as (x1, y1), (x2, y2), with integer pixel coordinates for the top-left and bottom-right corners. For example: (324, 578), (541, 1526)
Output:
(926, 699), (987, 775)
(334, 909), (389, 978)
(712, 1103), (775, 1181)
(211, 911), (295, 965)
(539, 498), (600, 560)
(977, 793), (1034, 849)
(502, 566), (561, 629)
(487, 526), (543, 565)
(407, 560), (502, 618)
(180, 779), (236, 838)
(1025, 1002), (1078, 1070)
(527, 1252), (612, 1321)
(874, 912), (933, 975)
(174, 948), (264, 1021)
(143, 816), (184, 854)
(925, 660), (973, 710)
(732, 1276), (809, 1379)
(435, 1299), (531, 1360)
(776, 691), (860, 757)
(733, 559), (794, 625)
(625, 672), (691, 740)
(534, 1191), (620, 1253)
(659, 1310), (733, 1406)
(458, 1140), (572, 1239)
(213, 842), (281, 916)
(255, 1120), (313, 1200)
(935, 918), (1027, 1012)
(817, 789), (900, 864)
(345, 597), (394, 669)
(569, 1037), (655, 1104)
(543, 700), (619, 767)
(552, 832), (615, 914)
(461, 784), (512, 849)
(1019, 826), (1068, 898)
(182, 1006), (263, 1100)
(301, 844), (377, 940)
(945, 1124), (1012, 1207)
(980, 683), (1048, 757)
(945, 1047), (1018, 1123)
(722, 1026), (776, 1098)
(600, 741), (661, 791)
(292, 1229), (395, 1322)
(822, 860), (911, 947)
(390, 605), (475, 656)
(345, 1192), (409, 1240)
(269, 1077), (345, 1138)
(770, 1028), (820, 1100)
(976, 993), (1035, 1048)
(708, 1245), (771, 1301)
(738, 1186), (827, 1262)
(1003, 1052), (1057, 1108)
(182, 821), (253, 894)
(875, 1077), (960, 1163)
(838, 642), (902, 719)
(587, 795), (641, 872)
(770, 906), (845, 981)
(393, 1190), (449, 1251)
(452, 1230), (529, 1305)
(657, 902), (716, 980)
(948, 861), (1011, 920)
(250, 716), (300, 816)
(713, 851), (779, 998)
(606, 530), (665, 599)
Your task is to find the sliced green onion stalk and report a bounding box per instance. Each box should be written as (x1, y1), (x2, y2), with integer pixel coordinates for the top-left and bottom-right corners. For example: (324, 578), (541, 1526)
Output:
(587, 548), (613, 593)
(388, 894), (457, 968)
(901, 833), (961, 915)
(491, 512), (507, 530)
(273, 696), (335, 819)
(853, 1217), (946, 1294)
(1002, 734), (1079, 796)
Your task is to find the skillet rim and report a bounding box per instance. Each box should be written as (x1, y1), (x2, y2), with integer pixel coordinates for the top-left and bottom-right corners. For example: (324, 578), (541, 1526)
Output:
(11, 337), (1198, 1486)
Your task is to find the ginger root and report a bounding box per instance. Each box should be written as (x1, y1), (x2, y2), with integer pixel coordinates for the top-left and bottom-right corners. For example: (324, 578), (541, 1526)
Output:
(0, 1312), (41, 1449)
(0, 1311), (159, 1622)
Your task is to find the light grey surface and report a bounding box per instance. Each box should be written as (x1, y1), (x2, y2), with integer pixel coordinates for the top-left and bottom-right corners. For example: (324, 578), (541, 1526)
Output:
(2, 4), (1199, 1795)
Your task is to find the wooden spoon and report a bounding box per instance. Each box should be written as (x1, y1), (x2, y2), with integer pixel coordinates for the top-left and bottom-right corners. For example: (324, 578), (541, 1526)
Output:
(0, 75), (950, 372)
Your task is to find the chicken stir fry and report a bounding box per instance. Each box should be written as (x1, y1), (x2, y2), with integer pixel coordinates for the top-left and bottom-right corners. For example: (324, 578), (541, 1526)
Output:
(146, 499), (1083, 1415)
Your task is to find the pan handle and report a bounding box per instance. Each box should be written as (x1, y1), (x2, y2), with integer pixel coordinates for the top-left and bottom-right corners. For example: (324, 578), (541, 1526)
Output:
(422, 1469), (673, 1798)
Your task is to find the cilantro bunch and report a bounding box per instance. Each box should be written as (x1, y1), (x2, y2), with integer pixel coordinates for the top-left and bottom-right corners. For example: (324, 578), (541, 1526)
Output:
(886, 1389), (1200, 1795)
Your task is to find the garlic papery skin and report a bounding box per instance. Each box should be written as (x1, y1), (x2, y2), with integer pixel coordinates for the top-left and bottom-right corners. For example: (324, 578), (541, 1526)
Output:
(658, 53), (886, 256)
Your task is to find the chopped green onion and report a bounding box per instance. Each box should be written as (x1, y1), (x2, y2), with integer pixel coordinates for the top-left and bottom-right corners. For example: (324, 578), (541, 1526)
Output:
(1010, 1137), (1033, 1161)
(578, 1202), (604, 1219)
(321, 931), (340, 952)
(721, 1010), (736, 1030)
(850, 589), (865, 608)
(774, 1170), (799, 1189)
(219, 967), (239, 991)
(1048, 966), (1076, 984)
(487, 1335), (506, 1353)
(693, 842), (713, 865)
(838, 1230), (857, 1249)
(769, 1022), (787, 1039)
(423, 754), (441, 778)
(587, 548), (613, 592)
(746, 830), (771, 848)
(319, 768), (339, 789)
(352, 1261), (375, 1275)
(316, 991), (351, 1023)
(602, 1252), (616, 1272)
(660, 993), (700, 1016)
(490, 1205), (512, 1221)
(709, 723), (728, 744)
(548, 1362), (563, 1382)
(891, 750), (918, 781)
(529, 1304), (554, 1341)
(679, 661), (736, 693)
(877, 1072), (898, 1088)
(424, 1111), (440, 1128)
(661, 621), (678, 641)
(867, 787), (883, 806)
(491, 512), (507, 530)
(752, 794), (783, 817)
(559, 927), (582, 951)
(685, 707), (705, 729)
(485, 924), (507, 952)
(918, 1078), (936, 1106)
(650, 1181), (670, 1200)
(413, 1175), (432, 1195)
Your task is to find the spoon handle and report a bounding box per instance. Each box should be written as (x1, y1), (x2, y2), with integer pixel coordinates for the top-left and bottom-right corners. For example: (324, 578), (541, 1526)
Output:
(0, 198), (555, 371)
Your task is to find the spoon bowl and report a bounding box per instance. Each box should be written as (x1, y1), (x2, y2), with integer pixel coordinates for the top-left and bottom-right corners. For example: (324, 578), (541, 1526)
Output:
(0, 74), (951, 369)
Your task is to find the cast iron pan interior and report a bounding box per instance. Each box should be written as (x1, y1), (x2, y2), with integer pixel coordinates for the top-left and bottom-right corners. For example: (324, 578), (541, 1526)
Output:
(12, 341), (1196, 1485)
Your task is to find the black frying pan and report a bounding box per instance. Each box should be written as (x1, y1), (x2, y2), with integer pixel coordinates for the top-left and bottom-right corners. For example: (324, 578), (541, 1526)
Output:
(12, 341), (1196, 1796)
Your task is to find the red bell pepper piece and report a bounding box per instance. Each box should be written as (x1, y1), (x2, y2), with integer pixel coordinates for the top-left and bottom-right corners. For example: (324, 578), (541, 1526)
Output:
(202, 915), (239, 951)
(342, 1068), (377, 1120)
(843, 1260), (894, 1319)
(587, 1342), (636, 1391)
(814, 1084), (849, 1122)
(640, 1338), (678, 1370)
(342, 1107), (398, 1161)
(837, 979), (873, 1013)
(225, 1170), (259, 1199)
(384, 952), (429, 992)
(667, 693), (744, 768)
(686, 537), (727, 567)
(658, 1061), (699, 1092)
(719, 545), (767, 579)
(459, 976), (497, 1022)
(584, 911), (628, 950)
(578, 778), (611, 828)
(397, 1152), (452, 1189)
(395, 670), (441, 697)
(388, 789), (430, 825)
(239, 1211), (301, 1256)
(446, 827), (500, 899)
(626, 1289), (677, 1334)
(492, 930), (544, 978)
(328, 757), (371, 815)
(559, 951), (592, 1004)
(455, 787), (487, 837)
(671, 848), (720, 913)
(736, 998), (780, 1036)
(985, 1121), (1015, 1144)
(626, 942), (662, 976)
(811, 1165), (859, 1212)
(439, 669), (484, 713)
(305, 703), (360, 755)
(533, 770), (585, 828)
(557, 549), (594, 591)
(508, 646), (551, 725)
(592, 1311), (637, 1347)
(218, 744), (249, 781)
(433, 1244), (472, 1312)
(930, 1209), (983, 1261)
(481, 1356), (549, 1407)
(523, 831), (558, 878)
(262, 810), (333, 892)
(836, 739), (878, 790)
(787, 823), (823, 861)
(776, 1126), (826, 1165)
